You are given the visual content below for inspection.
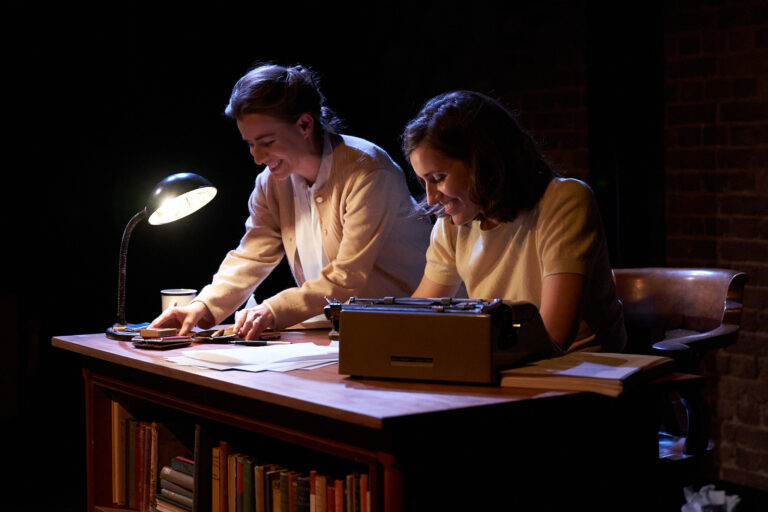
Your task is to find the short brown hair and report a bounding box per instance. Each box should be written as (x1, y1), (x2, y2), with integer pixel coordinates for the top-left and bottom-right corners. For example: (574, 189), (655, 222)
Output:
(225, 63), (342, 139)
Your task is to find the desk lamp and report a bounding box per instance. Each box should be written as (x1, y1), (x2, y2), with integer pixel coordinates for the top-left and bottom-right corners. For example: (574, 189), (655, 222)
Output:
(106, 172), (217, 340)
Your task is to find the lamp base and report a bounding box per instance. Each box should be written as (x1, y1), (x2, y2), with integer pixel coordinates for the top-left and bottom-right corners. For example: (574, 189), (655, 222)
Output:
(106, 324), (146, 341)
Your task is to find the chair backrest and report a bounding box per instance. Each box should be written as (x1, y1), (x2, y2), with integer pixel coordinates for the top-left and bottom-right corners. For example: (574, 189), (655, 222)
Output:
(612, 268), (747, 354)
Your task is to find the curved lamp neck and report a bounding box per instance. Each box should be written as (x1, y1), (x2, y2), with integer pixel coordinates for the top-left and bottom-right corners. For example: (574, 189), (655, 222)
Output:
(116, 208), (148, 326)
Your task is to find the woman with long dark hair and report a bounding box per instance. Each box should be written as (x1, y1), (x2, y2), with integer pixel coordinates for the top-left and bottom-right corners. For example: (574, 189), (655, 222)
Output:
(402, 90), (625, 352)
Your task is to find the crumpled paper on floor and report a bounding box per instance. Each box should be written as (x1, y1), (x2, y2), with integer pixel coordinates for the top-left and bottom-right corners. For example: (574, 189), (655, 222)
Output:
(681, 484), (740, 512)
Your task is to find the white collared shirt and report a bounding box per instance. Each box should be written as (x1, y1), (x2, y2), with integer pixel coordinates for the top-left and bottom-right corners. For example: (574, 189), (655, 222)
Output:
(291, 135), (332, 285)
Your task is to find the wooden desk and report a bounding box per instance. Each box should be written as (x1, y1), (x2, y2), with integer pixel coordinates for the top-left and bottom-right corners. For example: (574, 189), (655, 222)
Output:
(53, 331), (660, 511)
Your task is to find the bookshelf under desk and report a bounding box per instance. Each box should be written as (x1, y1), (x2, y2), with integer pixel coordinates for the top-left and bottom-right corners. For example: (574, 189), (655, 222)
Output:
(53, 331), (663, 511)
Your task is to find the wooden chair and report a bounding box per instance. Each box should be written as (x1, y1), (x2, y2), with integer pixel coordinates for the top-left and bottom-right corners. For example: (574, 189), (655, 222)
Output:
(612, 268), (748, 502)
(613, 267), (747, 373)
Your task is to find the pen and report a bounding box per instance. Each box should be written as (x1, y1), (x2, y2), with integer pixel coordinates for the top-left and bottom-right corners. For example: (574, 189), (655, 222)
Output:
(229, 340), (291, 346)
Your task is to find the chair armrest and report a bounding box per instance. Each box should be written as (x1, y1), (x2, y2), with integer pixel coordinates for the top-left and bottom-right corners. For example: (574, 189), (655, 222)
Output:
(651, 323), (739, 354)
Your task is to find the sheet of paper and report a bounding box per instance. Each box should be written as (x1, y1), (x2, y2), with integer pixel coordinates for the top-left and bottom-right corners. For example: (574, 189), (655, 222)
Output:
(166, 342), (338, 372)
(556, 361), (637, 380)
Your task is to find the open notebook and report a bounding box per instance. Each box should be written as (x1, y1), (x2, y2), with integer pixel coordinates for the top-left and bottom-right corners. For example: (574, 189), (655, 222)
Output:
(500, 352), (675, 397)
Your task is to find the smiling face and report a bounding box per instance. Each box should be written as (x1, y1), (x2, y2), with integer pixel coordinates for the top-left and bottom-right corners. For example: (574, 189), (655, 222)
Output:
(236, 112), (319, 182)
(409, 144), (481, 226)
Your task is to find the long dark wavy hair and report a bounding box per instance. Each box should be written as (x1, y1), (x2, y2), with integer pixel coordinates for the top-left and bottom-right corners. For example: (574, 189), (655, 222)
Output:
(224, 63), (344, 142)
(401, 90), (556, 222)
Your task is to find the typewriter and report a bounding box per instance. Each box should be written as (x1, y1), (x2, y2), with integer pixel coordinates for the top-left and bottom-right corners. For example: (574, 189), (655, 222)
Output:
(324, 297), (560, 384)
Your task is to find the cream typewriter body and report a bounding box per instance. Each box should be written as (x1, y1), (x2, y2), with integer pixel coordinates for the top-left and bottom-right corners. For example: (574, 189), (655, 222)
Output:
(325, 297), (560, 384)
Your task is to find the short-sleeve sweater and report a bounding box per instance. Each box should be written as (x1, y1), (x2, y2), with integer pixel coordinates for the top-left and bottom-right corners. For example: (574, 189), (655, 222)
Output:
(424, 178), (626, 352)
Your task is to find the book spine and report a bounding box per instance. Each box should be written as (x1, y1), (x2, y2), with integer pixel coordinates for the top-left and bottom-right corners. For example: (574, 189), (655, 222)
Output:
(228, 452), (237, 512)
(161, 478), (195, 498)
(325, 479), (334, 512)
(160, 465), (195, 490)
(309, 470), (316, 512)
(315, 474), (326, 512)
(297, 475), (310, 512)
(126, 418), (138, 509)
(242, 456), (254, 512)
(192, 423), (203, 512)
(289, 472), (299, 512)
(280, 472), (290, 512)
(140, 422), (153, 512)
(359, 473), (368, 512)
(254, 464), (268, 512)
(111, 401), (129, 506)
(235, 455), (245, 512)
(161, 488), (194, 509)
(219, 441), (229, 512)
(212, 447), (220, 512)
(334, 479), (344, 512)
(345, 474), (353, 512)
(150, 422), (160, 510)
(270, 474), (281, 512)
(172, 455), (195, 475)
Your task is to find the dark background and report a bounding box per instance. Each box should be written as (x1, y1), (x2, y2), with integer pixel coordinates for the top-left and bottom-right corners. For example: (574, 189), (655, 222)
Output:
(12, 0), (767, 510)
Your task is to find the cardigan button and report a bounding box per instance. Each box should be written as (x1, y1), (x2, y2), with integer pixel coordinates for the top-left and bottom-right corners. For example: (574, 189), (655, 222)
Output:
(315, 196), (324, 203)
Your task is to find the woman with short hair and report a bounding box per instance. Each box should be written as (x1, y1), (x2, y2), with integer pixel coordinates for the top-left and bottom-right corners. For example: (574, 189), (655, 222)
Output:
(152, 63), (431, 339)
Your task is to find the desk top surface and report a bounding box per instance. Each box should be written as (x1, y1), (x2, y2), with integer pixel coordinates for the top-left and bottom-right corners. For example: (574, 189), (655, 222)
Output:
(52, 330), (570, 430)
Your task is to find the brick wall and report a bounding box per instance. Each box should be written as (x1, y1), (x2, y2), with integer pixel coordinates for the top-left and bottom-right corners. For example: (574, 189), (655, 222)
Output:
(465, 1), (591, 182)
(664, 0), (768, 491)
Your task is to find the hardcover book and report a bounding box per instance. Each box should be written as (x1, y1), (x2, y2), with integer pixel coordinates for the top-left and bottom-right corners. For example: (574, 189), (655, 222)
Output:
(126, 418), (138, 509)
(159, 488), (193, 510)
(160, 465), (195, 491)
(499, 352), (675, 397)
(171, 455), (195, 476)
(154, 494), (192, 512)
(160, 478), (194, 499)
(212, 447), (220, 512)
(111, 401), (132, 505)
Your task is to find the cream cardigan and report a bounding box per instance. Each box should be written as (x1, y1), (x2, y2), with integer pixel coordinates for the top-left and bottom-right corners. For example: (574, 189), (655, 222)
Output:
(195, 135), (432, 329)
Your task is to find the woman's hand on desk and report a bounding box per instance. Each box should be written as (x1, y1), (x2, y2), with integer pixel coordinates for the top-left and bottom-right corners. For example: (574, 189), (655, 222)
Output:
(150, 301), (213, 336)
(233, 304), (275, 340)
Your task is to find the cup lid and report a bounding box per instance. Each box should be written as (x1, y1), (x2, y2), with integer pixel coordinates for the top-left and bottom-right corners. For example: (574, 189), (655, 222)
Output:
(161, 288), (197, 295)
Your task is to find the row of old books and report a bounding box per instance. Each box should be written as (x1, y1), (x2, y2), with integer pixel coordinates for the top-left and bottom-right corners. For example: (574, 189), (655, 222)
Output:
(112, 400), (197, 512)
(213, 441), (370, 512)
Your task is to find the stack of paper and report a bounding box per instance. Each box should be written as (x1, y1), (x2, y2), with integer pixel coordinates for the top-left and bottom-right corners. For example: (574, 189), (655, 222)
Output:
(166, 342), (338, 372)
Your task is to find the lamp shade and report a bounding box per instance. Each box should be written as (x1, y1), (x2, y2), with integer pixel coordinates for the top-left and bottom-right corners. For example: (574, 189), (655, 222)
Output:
(146, 172), (217, 225)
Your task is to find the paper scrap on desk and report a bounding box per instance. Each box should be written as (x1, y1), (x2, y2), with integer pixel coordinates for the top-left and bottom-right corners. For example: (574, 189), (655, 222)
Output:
(557, 361), (640, 380)
(165, 342), (338, 372)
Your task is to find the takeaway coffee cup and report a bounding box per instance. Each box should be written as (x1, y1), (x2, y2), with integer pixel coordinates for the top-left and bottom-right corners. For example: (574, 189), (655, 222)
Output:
(161, 288), (197, 311)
